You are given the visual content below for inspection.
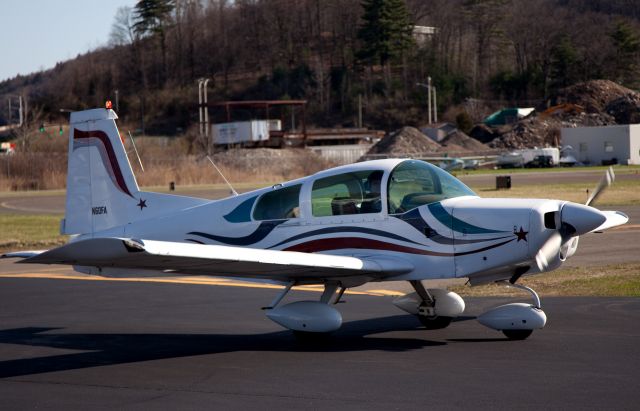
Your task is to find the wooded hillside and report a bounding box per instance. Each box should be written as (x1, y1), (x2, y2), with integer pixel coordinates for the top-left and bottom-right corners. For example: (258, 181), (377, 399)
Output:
(2, 0), (640, 134)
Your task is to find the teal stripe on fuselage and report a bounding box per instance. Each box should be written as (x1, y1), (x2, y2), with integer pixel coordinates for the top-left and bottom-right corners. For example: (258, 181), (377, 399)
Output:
(428, 202), (504, 234)
(223, 196), (258, 223)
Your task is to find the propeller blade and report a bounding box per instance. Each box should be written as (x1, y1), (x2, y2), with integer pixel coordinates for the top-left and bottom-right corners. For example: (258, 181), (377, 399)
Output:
(586, 167), (614, 206)
(535, 231), (562, 272)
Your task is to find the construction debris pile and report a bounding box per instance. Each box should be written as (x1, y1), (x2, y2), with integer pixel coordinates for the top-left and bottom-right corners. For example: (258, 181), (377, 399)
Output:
(366, 126), (491, 157)
(472, 80), (640, 149)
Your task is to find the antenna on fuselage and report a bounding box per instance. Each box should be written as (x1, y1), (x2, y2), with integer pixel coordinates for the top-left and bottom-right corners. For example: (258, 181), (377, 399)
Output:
(206, 155), (238, 196)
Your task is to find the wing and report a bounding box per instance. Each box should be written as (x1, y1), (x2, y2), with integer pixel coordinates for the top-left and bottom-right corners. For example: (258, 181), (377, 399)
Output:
(6, 238), (413, 283)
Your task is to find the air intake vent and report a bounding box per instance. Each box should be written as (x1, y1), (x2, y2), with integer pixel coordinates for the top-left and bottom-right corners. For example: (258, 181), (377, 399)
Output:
(544, 212), (558, 229)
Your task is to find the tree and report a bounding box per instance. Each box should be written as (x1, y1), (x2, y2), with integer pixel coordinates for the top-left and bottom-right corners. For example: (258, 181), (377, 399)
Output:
(133, 0), (176, 85)
(550, 35), (579, 90)
(109, 6), (138, 46)
(133, 0), (175, 36)
(356, 0), (414, 66)
(462, 0), (508, 96)
(610, 20), (640, 86)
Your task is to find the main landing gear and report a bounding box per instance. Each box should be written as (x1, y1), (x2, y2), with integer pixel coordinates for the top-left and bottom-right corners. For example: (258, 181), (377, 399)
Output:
(263, 281), (345, 336)
(393, 281), (466, 329)
(477, 282), (547, 340)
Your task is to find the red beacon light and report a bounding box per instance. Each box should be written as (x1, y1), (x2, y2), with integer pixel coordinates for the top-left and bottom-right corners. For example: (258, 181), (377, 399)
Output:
(105, 100), (113, 110)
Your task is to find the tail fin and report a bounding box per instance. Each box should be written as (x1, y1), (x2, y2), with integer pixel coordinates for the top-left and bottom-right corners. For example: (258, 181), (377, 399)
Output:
(62, 108), (209, 236)
(62, 109), (140, 235)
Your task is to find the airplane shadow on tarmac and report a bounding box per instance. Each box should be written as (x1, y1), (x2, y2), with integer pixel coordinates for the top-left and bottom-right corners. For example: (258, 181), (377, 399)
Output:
(0, 315), (479, 378)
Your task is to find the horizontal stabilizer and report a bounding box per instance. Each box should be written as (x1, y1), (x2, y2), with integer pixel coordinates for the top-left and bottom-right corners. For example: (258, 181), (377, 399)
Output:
(1, 250), (47, 259)
(20, 238), (413, 282)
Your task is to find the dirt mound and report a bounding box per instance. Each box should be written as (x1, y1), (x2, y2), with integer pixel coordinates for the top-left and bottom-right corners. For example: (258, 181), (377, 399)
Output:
(439, 130), (489, 151)
(366, 126), (441, 155)
(486, 80), (632, 149)
(487, 111), (617, 149)
(558, 80), (637, 113)
(605, 94), (640, 124)
(488, 117), (561, 148)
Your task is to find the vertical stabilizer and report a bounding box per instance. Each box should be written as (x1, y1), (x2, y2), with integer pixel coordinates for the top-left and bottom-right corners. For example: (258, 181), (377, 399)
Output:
(63, 109), (140, 235)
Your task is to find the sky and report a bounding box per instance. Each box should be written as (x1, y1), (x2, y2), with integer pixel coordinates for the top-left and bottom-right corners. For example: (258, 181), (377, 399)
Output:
(0, 0), (138, 82)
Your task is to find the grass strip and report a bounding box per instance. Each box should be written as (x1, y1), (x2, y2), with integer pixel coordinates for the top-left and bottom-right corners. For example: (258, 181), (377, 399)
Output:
(451, 263), (640, 297)
(0, 214), (67, 252)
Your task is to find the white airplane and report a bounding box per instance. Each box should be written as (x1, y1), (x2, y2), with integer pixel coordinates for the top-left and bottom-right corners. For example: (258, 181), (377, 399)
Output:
(3, 108), (629, 340)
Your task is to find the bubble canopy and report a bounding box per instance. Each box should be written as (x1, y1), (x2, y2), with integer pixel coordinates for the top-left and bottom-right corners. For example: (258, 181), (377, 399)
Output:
(387, 160), (477, 214)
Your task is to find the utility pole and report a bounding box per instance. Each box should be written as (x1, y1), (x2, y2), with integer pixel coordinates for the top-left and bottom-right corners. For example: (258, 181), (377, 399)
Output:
(358, 94), (363, 128)
(432, 86), (438, 123)
(197, 78), (211, 153)
(114, 89), (120, 113)
(427, 77), (432, 124)
(198, 79), (204, 136)
(203, 81), (210, 131)
(417, 80), (435, 125)
(20, 95), (25, 127)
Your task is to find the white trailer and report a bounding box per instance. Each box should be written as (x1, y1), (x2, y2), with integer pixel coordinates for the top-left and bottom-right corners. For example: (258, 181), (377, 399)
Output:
(212, 120), (270, 145)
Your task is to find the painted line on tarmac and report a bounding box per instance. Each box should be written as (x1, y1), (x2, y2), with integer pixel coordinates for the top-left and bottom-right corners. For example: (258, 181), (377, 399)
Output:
(0, 201), (62, 214)
(0, 272), (405, 297)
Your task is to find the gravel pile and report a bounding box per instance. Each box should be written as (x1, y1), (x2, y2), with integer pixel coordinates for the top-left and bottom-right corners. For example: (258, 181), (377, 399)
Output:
(366, 126), (442, 155)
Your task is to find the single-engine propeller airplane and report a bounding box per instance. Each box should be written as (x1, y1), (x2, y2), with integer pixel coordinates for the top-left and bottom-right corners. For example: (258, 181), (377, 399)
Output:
(2, 108), (629, 339)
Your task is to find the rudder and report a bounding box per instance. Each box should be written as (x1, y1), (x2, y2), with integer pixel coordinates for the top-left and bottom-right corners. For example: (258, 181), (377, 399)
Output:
(62, 108), (140, 235)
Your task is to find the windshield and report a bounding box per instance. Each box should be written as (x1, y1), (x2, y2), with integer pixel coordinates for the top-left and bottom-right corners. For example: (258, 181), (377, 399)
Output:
(387, 160), (476, 214)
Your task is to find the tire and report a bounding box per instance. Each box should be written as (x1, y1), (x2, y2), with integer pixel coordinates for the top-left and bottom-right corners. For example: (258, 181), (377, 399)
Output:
(502, 329), (533, 340)
(418, 315), (453, 330)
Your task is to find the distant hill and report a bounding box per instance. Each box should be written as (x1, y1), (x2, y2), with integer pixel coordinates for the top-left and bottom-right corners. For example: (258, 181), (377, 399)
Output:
(1, 0), (639, 134)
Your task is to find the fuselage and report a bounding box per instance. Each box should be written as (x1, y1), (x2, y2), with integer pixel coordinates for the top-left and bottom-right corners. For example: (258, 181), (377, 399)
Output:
(88, 159), (568, 284)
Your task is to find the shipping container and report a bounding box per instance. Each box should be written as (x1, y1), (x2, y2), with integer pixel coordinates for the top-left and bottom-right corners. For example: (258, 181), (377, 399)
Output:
(212, 120), (270, 145)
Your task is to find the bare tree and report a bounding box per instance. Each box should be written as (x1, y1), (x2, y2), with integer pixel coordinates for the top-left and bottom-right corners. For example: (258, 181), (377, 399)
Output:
(109, 6), (138, 46)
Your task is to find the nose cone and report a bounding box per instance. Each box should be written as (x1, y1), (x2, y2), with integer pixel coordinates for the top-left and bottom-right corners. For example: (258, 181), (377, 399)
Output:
(561, 202), (607, 236)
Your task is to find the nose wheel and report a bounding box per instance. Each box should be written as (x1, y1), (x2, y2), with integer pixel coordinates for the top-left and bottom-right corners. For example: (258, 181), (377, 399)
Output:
(502, 329), (533, 340)
(477, 282), (547, 340)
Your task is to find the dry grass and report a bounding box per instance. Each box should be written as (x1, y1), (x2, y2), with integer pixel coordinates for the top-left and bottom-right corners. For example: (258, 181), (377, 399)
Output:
(451, 263), (640, 297)
(0, 135), (335, 191)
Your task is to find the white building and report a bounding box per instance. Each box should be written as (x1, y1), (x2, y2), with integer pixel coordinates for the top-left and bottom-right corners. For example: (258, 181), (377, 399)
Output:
(561, 124), (640, 165)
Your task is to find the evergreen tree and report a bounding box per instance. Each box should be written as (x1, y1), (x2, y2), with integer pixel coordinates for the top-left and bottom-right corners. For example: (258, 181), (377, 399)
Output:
(133, 0), (175, 37)
(132, 0), (175, 86)
(610, 20), (640, 86)
(550, 35), (579, 90)
(356, 0), (414, 66)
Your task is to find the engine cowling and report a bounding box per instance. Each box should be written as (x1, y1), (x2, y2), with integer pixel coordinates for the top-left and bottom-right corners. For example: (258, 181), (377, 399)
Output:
(266, 301), (342, 332)
(393, 289), (465, 317)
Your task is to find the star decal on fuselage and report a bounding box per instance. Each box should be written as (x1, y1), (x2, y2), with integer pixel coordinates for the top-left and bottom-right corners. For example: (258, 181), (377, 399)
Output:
(137, 198), (147, 210)
(514, 226), (528, 242)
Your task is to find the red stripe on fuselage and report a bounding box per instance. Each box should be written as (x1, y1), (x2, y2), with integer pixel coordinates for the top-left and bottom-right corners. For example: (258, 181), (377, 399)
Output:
(284, 237), (453, 256)
(74, 129), (133, 198)
(283, 237), (515, 256)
